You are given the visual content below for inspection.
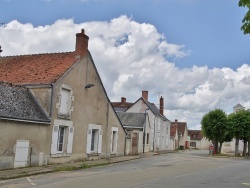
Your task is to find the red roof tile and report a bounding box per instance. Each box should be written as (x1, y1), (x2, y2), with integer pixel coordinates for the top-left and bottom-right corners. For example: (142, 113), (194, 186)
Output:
(188, 130), (203, 140)
(0, 52), (78, 84)
(170, 124), (177, 137)
(170, 121), (187, 136)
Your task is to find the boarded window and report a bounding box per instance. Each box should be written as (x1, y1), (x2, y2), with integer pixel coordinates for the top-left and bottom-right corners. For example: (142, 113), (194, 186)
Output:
(59, 88), (70, 115)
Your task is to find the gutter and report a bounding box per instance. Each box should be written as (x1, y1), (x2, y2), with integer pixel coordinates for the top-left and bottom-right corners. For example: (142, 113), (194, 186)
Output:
(0, 116), (51, 125)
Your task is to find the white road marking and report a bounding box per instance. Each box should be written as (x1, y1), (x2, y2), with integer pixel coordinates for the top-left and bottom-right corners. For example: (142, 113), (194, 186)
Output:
(27, 177), (36, 186)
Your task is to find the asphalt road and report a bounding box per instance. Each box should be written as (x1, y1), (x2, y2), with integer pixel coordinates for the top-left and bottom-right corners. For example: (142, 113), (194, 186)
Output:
(1, 150), (250, 188)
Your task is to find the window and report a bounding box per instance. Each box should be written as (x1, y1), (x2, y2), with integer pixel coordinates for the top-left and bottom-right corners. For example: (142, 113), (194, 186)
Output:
(57, 84), (74, 119)
(146, 133), (149, 144)
(87, 124), (102, 154)
(51, 119), (74, 156)
(91, 129), (98, 152)
(59, 88), (70, 115)
(57, 126), (66, 152)
(190, 142), (196, 147)
(111, 127), (118, 153)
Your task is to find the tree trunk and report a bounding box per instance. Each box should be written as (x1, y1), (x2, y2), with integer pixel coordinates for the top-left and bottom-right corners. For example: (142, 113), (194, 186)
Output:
(214, 141), (218, 154)
(235, 138), (239, 156)
(248, 140), (250, 156)
(219, 142), (223, 154)
(243, 140), (247, 156)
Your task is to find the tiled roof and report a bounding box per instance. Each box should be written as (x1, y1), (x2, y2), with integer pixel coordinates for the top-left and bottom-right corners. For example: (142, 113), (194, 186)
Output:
(0, 52), (78, 85)
(188, 130), (203, 140)
(171, 121), (187, 136)
(117, 112), (145, 129)
(170, 124), (177, 137)
(0, 84), (50, 123)
(112, 102), (133, 112)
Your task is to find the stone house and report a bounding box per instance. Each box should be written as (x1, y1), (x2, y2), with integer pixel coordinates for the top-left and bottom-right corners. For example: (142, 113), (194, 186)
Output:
(188, 130), (211, 150)
(116, 112), (146, 155)
(123, 91), (171, 152)
(170, 120), (188, 149)
(170, 123), (178, 150)
(0, 29), (126, 169)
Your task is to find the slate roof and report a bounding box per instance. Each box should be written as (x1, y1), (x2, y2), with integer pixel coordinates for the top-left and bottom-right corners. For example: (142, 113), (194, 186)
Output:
(0, 52), (78, 85)
(0, 84), (50, 123)
(144, 99), (169, 121)
(188, 130), (203, 140)
(116, 112), (145, 129)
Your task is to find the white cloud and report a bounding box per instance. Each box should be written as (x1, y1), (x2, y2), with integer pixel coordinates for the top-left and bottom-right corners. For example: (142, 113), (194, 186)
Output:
(0, 15), (249, 130)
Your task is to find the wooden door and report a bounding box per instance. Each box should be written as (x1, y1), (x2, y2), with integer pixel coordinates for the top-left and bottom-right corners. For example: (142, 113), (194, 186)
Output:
(132, 133), (138, 155)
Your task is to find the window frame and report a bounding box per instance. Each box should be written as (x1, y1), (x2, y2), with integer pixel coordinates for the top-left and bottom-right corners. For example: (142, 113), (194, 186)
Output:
(51, 119), (74, 157)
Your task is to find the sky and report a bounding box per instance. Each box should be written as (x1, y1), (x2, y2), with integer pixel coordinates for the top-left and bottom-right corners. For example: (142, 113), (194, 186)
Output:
(0, 0), (250, 130)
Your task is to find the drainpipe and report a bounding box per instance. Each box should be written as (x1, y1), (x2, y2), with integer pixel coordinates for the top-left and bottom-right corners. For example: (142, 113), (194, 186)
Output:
(153, 115), (156, 152)
(143, 109), (148, 153)
(105, 101), (109, 158)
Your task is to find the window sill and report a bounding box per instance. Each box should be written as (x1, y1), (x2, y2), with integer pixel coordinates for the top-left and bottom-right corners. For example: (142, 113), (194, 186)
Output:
(57, 113), (71, 120)
(87, 153), (100, 157)
(51, 153), (71, 158)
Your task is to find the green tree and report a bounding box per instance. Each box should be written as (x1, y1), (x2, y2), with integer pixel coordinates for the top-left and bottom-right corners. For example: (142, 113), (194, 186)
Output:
(239, 0), (250, 34)
(201, 109), (228, 154)
(228, 109), (250, 156)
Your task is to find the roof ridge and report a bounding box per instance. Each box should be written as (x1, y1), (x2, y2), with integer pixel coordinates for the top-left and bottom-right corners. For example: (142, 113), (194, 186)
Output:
(0, 51), (75, 58)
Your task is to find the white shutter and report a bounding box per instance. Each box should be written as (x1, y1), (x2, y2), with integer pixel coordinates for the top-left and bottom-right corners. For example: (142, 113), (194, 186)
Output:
(98, 129), (102, 153)
(86, 129), (92, 154)
(51, 125), (59, 155)
(67, 126), (74, 154)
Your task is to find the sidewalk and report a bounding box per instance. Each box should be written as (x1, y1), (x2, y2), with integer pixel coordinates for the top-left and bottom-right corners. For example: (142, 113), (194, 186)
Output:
(0, 152), (159, 180)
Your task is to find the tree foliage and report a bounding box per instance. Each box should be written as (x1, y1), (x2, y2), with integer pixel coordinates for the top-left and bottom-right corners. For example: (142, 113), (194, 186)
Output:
(239, 0), (250, 34)
(228, 109), (250, 140)
(201, 109), (228, 153)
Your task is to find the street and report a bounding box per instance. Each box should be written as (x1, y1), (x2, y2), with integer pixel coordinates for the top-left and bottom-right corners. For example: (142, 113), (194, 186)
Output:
(1, 150), (250, 188)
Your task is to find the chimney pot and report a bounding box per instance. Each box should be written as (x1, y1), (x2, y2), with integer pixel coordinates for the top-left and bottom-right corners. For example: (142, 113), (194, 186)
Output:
(175, 119), (178, 122)
(142, 91), (148, 102)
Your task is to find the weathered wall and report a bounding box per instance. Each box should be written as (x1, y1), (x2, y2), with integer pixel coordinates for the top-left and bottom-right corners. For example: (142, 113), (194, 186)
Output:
(48, 54), (125, 164)
(0, 120), (49, 169)
(29, 87), (52, 117)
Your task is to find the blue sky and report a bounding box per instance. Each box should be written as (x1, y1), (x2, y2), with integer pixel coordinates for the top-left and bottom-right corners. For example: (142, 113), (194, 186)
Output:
(1, 0), (249, 69)
(1, 0), (250, 129)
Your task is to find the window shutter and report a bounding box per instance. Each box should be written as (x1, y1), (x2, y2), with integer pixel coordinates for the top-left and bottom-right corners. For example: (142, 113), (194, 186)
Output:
(67, 126), (74, 154)
(86, 129), (92, 154)
(98, 129), (102, 153)
(51, 125), (59, 155)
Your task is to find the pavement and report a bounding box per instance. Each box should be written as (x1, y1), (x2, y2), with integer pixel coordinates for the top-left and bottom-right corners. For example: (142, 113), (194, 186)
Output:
(0, 152), (161, 180)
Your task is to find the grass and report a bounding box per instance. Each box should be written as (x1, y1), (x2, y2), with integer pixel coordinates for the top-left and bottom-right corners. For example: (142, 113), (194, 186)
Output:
(54, 161), (111, 172)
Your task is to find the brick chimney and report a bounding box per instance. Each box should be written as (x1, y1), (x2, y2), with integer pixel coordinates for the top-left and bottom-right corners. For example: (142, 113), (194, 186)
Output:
(142, 91), (148, 102)
(160, 96), (164, 115)
(121, 97), (126, 104)
(75, 29), (89, 57)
